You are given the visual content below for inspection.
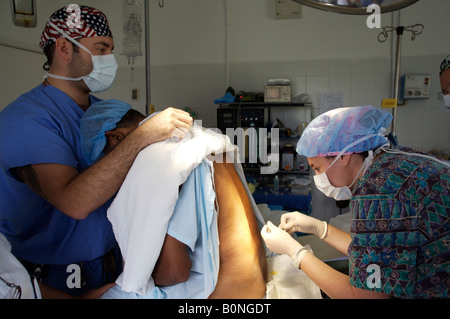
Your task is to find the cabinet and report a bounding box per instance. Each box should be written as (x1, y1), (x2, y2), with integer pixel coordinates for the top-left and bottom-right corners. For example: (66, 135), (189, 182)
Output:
(217, 102), (313, 210)
(217, 102), (311, 171)
(217, 102), (311, 129)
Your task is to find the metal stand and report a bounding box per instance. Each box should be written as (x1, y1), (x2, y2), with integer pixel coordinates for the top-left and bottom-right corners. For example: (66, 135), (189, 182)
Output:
(144, 0), (151, 115)
(377, 24), (424, 139)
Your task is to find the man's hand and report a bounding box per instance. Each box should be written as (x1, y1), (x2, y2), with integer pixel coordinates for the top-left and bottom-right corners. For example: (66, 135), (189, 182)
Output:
(139, 107), (193, 145)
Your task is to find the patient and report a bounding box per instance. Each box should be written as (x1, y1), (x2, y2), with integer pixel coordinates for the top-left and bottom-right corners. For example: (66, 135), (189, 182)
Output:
(80, 100), (192, 287)
(82, 100), (267, 298)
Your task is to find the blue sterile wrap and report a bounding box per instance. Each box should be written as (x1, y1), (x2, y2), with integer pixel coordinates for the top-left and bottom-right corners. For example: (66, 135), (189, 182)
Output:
(80, 99), (132, 165)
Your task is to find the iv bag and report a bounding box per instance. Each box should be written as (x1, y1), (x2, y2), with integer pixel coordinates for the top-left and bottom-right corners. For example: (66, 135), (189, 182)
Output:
(121, 0), (143, 80)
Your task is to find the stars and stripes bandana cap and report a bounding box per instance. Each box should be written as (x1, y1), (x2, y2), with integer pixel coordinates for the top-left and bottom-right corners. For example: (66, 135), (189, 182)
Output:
(39, 5), (113, 50)
(440, 55), (450, 76)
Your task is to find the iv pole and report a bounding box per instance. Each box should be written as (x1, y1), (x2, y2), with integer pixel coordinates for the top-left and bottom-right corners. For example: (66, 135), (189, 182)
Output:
(144, 0), (151, 115)
(378, 23), (424, 140)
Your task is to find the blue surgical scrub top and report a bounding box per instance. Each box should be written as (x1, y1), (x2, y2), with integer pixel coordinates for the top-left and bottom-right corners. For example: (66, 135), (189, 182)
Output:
(0, 84), (117, 265)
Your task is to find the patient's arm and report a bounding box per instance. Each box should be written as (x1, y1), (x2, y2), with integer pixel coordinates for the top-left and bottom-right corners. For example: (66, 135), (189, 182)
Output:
(208, 161), (268, 299)
(152, 234), (192, 287)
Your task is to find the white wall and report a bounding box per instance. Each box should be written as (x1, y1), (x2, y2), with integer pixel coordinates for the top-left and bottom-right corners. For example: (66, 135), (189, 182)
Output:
(146, 0), (450, 153)
(1, 0), (449, 221)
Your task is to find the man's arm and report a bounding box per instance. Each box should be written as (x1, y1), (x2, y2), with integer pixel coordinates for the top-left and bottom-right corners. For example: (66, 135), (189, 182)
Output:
(13, 108), (192, 220)
(152, 234), (192, 287)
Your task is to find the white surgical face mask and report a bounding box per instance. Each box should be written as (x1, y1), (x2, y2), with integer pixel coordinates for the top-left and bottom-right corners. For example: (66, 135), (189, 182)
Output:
(312, 127), (450, 201)
(312, 132), (382, 201)
(443, 94), (450, 109)
(44, 21), (118, 93)
(313, 151), (374, 201)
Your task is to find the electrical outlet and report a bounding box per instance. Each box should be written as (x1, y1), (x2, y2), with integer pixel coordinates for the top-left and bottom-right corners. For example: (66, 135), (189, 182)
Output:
(132, 88), (139, 100)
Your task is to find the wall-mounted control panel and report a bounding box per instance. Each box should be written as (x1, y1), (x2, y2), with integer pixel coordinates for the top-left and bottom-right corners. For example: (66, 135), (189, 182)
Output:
(400, 74), (431, 100)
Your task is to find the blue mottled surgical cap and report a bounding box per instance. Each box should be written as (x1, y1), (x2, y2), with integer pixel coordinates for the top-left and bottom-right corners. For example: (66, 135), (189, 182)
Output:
(296, 105), (393, 158)
(81, 99), (132, 166)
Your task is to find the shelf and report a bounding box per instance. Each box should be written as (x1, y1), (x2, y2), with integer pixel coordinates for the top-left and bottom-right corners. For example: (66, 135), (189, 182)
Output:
(275, 170), (309, 174)
(219, 102), (312, 108)
(217, 101), (311, 180)
(243, 168), (309, 175)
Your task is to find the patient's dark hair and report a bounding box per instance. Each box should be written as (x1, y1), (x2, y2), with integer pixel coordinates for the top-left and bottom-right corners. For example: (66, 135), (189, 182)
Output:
(102, 109), (146, 155)
(115, 109), (146, 130)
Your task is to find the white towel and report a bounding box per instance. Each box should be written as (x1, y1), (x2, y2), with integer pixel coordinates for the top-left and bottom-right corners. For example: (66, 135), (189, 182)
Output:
(107, 123), (235, 295)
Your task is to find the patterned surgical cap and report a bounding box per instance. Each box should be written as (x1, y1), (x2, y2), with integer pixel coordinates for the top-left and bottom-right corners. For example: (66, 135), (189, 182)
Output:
(40, 5), (113, 50)
(297, 105), (392, 158)
(440, 55), (450, 76)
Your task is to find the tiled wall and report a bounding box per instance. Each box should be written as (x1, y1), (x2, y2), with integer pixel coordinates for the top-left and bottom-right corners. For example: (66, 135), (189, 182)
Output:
(150, 54), (450, 155)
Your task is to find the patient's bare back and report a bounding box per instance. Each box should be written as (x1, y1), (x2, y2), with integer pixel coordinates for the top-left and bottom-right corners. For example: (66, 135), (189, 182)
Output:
(208, 161), (267, 299)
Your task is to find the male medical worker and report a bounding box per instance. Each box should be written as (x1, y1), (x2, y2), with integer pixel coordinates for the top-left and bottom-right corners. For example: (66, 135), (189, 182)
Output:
(0, 5), (192, 297)
(440, 54), (450, 110)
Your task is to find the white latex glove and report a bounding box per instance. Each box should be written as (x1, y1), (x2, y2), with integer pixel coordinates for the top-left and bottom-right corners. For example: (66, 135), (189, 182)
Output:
(280, 212), (328, 239)
(261, 221), (309, 268)
(138, 107), (193, 144)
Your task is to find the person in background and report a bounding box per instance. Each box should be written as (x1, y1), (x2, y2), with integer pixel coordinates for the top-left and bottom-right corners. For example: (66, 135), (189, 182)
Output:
(0, 5), (192, 297)
(440, 54), (450, 112)
(261, 105), (449, 298)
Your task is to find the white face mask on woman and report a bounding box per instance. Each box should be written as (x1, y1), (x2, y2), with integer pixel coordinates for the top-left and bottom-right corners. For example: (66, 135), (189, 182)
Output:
(312, 133), (380, 201)
(44, 21), (118, 93)
(313, 131), (450, 201)
(443, 94), (450, 109)
(313, 150), (374, 201)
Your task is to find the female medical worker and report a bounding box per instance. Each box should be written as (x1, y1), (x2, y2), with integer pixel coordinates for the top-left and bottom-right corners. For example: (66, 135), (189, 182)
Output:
(261, 105), (450, 299)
